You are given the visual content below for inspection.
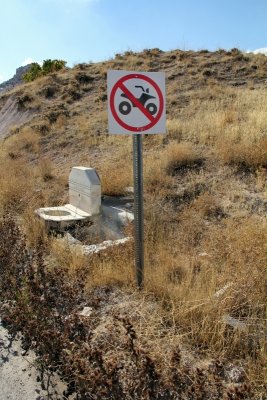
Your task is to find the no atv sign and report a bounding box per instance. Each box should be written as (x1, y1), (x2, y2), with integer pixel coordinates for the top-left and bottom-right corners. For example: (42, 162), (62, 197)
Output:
(107, 70), (165, 134)
(107, 70), (166, 288)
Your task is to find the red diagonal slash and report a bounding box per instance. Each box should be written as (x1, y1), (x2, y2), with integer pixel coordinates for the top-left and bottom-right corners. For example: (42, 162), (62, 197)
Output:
(119, 83), (156, 122)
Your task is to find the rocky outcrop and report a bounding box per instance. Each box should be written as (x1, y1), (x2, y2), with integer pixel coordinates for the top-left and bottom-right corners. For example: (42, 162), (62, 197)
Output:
(0, 64), (33, 93)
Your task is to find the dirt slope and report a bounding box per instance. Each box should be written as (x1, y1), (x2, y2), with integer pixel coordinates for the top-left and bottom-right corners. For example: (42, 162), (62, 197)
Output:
(0, 95), (33, 139)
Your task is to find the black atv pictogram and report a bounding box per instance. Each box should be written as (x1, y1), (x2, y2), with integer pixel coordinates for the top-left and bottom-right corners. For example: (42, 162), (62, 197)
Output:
(119, 85), (157, 116)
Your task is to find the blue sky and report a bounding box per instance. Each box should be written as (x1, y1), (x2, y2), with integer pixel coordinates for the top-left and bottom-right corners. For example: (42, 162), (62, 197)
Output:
(1, 0), (267, 82)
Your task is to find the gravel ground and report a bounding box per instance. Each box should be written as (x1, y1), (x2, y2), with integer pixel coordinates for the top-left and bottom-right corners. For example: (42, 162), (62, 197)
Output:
(0, 319), (67, 400)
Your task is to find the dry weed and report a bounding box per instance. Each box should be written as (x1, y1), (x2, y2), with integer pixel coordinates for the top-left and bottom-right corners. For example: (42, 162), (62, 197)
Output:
(21, 208), (49, 249)
(0, 157), (35, 214)
(144, 141), (201, 197)
(4, 126), (40, 158)
(161, 142), (202, 175)
(49, 236), (88, 275)
(86, 241), (135, 288)
(99, 139), (132, 196)
(38, 157), (54, 181)
(216, 136), (267, 170)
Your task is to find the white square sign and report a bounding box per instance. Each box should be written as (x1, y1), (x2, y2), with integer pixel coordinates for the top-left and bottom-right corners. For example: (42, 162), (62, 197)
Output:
(107, 70), (166, 134)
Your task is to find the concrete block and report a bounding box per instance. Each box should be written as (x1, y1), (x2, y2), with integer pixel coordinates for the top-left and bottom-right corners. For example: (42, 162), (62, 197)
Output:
(69, 167), (101, 215)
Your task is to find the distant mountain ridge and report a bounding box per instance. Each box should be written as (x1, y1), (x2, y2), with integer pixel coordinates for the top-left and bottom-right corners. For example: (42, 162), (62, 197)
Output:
(0, 64), (33, 93)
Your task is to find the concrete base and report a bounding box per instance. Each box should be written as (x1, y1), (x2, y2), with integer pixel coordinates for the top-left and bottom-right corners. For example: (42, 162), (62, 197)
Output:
(35, 195), (134, 240)
(35, 204), (93, 230)
(100, 195), (134, 238)
(102, 195), (134, 223)
(67, 196), (134, 243)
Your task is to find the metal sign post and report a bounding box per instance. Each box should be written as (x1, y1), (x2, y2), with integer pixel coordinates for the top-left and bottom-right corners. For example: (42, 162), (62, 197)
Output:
(132, 134), (144, 288)
(107, 70), (165, 288)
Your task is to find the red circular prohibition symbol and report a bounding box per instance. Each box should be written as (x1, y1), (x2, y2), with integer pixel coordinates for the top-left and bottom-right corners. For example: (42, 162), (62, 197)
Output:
(110, 73), (164, 132)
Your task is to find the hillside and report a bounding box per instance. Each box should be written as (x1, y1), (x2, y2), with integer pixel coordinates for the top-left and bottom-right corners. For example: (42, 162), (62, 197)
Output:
(1, 48), (267, 154)
(0, 48), (266, 399)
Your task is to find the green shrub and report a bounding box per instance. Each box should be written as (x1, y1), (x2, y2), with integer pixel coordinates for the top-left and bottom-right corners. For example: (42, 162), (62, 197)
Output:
(23, 59), (67, 82)
(23, 63), (42, 82)
(42, 59), (66, 73)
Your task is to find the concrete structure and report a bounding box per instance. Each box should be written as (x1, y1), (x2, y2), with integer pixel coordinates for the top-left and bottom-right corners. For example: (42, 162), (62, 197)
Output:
(102, 195), (134, 230)
(67, 195), (134, 243)
(36, 167), (101, 229)
(36, 166), (134, 248)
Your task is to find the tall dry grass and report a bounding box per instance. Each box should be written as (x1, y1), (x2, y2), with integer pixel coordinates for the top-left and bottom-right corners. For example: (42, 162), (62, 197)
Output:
(3, 126), (40, 159)
(98, 137), (133, 196)
(144, 141), (202, 197)
(167, 88), (267, 147)
(0, 155), (35, 214)
(216, 136), (267, 170)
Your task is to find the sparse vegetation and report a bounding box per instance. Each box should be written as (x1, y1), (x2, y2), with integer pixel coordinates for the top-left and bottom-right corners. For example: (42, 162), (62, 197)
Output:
(0, 48), (266, 398)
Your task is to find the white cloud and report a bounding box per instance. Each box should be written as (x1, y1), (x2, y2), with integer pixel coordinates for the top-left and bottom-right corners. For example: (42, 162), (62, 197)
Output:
(247, 47), (267, 56)
(22, 57), (35, 66)
(253, 48), (267, 55)
(0, 74), (4, 83)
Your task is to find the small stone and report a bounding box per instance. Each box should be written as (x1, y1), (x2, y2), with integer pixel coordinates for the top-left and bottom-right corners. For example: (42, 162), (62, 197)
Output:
(226, 364), (245, 383)
(79, 307), (93, 317)
(125, 186), (134, 194)
(198, 252), (209, 257)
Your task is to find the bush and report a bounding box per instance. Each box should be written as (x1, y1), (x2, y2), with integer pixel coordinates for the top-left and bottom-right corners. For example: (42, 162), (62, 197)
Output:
(23, 63), (42, 82)
(42, 59), (66, 74)
(23, 59), (67, 82)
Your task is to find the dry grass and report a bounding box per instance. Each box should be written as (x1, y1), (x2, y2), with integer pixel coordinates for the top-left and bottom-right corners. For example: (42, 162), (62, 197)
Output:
(99, 138), (133, 196)
(144, 141), (202, 197)
(216, 136), (267, 170)
(78, 206), (267, 394)
(100, 163), (132, 196)
(4, 126), (40, 158)
(38, 157), (54, 181)
(49, 236), (88, 274)
(161, 141), (202, 175)
(21, 208), (48, 248)
(167, 88), (267, 146)
(0, 156), (35, 214)
(86, 241), (135, 288)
